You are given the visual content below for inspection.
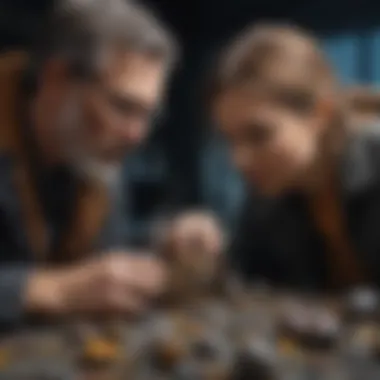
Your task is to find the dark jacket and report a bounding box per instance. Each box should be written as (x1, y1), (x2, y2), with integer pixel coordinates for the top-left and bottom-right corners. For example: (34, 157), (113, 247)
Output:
(0, 52), (128, 328)
(229, 124), (380, 292)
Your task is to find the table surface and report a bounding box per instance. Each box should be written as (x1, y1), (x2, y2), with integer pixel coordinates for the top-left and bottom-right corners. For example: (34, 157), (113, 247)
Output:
(1, 285), (380, 380)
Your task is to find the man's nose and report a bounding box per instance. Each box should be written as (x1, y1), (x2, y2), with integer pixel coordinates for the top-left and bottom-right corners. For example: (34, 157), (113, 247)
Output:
(120, 122), (147, 147)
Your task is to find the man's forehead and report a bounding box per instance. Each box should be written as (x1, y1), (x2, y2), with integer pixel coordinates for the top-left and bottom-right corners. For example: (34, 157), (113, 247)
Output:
(99, 50), (166, 99)
(103, 50), (164, 76)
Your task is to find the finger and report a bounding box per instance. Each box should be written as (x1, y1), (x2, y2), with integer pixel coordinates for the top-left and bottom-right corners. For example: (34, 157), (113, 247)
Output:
(105, 288), (148, 314)
(132, 264), (168, 295)
(120, 293), (147, 315)
(84, 280), (149, 315)
(102, 254), (161, 280)
(120, 258), (168, 295)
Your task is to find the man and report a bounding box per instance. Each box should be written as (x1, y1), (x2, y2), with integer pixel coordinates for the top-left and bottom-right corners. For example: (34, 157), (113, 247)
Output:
(210, 24), (380, 292)
(0, 0), (221, 329)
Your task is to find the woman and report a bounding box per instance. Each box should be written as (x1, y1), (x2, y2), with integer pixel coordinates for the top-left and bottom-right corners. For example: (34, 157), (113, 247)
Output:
(209, 23), (380, 292)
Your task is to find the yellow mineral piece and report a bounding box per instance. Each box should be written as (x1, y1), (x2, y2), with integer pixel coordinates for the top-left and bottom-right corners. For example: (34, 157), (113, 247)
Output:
(83, 338), (120, 362)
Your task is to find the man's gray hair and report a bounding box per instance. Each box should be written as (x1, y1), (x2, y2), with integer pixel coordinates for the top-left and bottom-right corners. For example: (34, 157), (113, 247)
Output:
(29, 0), (178, 84)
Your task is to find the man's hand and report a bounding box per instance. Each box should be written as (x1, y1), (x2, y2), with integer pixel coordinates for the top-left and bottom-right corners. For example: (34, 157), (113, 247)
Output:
(24, 253), (167, 316)
(158, 211), (225, 261)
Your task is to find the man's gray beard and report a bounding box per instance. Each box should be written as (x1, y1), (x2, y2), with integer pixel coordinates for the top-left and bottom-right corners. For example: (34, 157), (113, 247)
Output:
(71, 155), (122, 189)
(57, 96), (121, 189)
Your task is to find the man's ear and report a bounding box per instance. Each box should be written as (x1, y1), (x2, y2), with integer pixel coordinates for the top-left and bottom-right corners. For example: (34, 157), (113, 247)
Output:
(38, 58), (72, 93)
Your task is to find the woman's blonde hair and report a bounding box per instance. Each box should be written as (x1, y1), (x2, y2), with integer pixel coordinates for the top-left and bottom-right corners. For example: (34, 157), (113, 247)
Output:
(209, 23), (338, 112)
